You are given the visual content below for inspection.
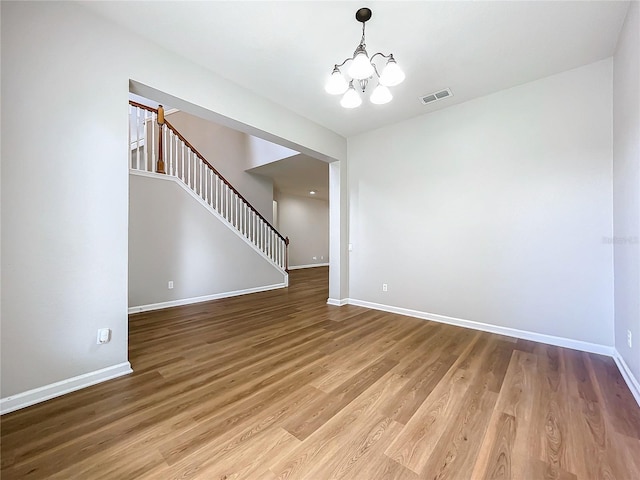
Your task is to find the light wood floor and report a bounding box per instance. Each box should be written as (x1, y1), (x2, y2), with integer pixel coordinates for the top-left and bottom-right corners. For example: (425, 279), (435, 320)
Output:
(2, 267), (639, 479)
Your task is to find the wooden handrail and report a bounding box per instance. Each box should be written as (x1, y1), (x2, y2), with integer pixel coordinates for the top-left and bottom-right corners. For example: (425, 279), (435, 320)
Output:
(128, 100), (285, 243)
(129, 100), (157, 113)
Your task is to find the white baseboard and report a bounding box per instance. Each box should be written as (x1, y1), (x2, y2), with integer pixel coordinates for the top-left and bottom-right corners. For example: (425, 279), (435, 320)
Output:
(613, 350), (640, 408)
(327, 298), (349, 306)
(346, 298), (615, 357)
(129, 283), (286, 314)
(289, 263), (329, 270)
(1, 362), (132, 415)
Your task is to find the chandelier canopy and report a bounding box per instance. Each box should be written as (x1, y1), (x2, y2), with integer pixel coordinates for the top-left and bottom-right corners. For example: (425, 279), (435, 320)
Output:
(325, 7), (405, 108)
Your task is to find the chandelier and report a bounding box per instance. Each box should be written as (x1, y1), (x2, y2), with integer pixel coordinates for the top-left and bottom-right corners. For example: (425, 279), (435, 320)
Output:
(325, 7), (405, 108)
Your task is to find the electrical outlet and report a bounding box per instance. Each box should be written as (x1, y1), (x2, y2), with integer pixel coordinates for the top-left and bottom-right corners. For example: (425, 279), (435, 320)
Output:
(321, 256), (324, 260)
(628, 330), (632, 348)
(382, 283), (388, 292)
(313, 256), (317, 260)
(168, 281), (174, 289)
(96, 328), (111, 344)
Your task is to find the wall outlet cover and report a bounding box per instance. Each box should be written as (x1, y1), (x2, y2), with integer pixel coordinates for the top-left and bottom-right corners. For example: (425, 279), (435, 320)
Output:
(97, 328), (111, 344)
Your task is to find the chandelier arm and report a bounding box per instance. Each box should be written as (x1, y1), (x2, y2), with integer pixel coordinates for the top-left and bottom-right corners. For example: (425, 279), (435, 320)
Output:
(369, 52), (393, 63)
(334, 58), (352, 69)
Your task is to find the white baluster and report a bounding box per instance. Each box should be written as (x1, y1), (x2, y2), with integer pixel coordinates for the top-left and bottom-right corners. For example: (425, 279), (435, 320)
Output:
(207, 167), (211, 205)
(209, 171), (214, 206)
(165, 130), (170, 175)
(137, 108), (143, 170)
(222, 183), (226, 219)
(150, 113), (156, 173)
(174, 136), (178, 178)
(132, 106), (137, 169)
(213, 176), (218, 211)
(204, 167), (208, 204)
(225, 185), (230, 221)
(235, 196), (239, 228)
(179, 141), (182, 179)
(167, 131), (171, 176)
(187, 150), (191, 187)
(253, 213), (257, 245)
(231, 192), (234, 226)
(128, 105), (132, 168)
(221, 183), (225, 218)
(170, 133), (174, 177)
(132, 107), (137, 169)
(240, 203), (244, 235)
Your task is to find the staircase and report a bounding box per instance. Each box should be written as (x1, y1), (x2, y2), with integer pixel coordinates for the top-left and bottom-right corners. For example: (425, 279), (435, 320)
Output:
(128, 101), (289, 274)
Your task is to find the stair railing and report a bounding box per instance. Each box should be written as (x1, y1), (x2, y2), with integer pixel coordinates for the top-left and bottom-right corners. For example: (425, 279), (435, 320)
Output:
(129, 101), (289, 272)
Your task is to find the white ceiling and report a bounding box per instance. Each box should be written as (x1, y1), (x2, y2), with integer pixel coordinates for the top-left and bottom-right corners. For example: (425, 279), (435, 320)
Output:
(111, 1), (628, 201)
(83, 1), (629, 138)
(249, 154), (330, 201)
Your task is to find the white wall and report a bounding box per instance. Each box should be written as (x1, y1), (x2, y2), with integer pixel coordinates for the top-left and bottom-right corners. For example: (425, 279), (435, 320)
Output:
(165, 111), (274, 222)
(329, 161), (349, 303)
(277, 193), (329, 268)
(246, 136), (298, 169)
(129, 174), (285, 308)
(613, 1), (640, 383)
(348, 59), (614, 347)
(0, 1), (345, 400)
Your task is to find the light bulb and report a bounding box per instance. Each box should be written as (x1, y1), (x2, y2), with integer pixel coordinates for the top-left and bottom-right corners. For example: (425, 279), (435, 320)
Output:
(379, 57), (405, 87)
(348, 48), (374, 80)
(370, 84), (392, 104)
(340, 83), (362, 108)
(325, 67), (348, 95)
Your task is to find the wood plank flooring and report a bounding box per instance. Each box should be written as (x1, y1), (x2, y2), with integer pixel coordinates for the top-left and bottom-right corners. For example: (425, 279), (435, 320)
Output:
(2, 267), (639, 479)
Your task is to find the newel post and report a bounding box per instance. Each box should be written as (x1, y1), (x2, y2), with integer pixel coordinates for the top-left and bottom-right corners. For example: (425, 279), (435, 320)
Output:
(285, 237), (290, 273)
(156, 105), (166, 174)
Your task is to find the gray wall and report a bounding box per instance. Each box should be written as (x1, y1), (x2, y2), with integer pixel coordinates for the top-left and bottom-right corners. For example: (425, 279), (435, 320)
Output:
(129, 174), (285, 308)
(613, 2), (640, 383)
(347, 59), (614, 347)
(277, 193), (329, 268)
(0, 1), (344, 399)
(166, 111), (275, 223)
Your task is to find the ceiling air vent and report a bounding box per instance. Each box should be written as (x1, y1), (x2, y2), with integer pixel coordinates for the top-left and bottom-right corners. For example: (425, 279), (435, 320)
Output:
(420, 88), (453, 105)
